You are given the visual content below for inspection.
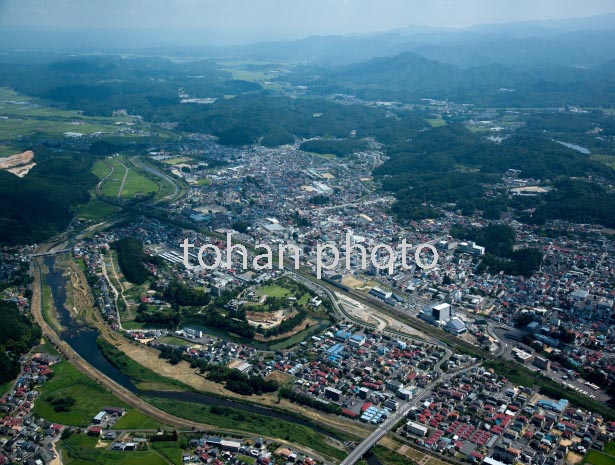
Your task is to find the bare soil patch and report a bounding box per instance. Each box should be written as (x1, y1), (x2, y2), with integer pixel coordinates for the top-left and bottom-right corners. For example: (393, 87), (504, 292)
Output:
(0, 150), (35, 176)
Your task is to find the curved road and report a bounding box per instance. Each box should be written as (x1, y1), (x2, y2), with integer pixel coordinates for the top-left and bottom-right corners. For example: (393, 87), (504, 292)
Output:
(116, 161), (129, 199)
(130, 155), (181, 203)
(31, 252), (335, 464)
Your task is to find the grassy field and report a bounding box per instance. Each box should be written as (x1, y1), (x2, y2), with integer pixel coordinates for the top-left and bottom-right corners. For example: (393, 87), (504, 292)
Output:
(591, 154), (615, 169)
(161, 157), (194, 165)
(99, 157), (127, 197)
(426, 118), (447, 127)
(122, 320), (147, 330)
(121, 168), (158, 198)
(371, 446), (418, 465)
(267, 320), (331, 351)
(33, 361), (128, 427)
(482, 360), (534, 387)
(112, 409), (165, 430)
(97, 337), (192, 392)
(151, 441), (184, 465)
(32, 339), (60, 356)
(60, 434), (168, 465)
(583, 450), (615, 465)
(0, 381), (13, 397)
(604, 440), (615, 455)
(303, 151), (336, 160)
(255, 283), (292, 298)
(0, 144), (26, 158)
(97, 157), (158, 200)
(41, 277), (63, 333)
(143, 396), (347, 461)
(92, 159), (113, 179)
(77, 199), (120, 220)
(159, 336), (194, 347)
(196, 178), (212, 187)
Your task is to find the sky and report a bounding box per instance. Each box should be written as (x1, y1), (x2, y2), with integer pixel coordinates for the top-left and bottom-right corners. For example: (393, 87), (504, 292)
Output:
(1, 0), (615, 45)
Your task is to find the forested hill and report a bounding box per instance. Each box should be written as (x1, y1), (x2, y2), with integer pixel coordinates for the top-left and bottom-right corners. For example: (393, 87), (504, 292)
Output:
(0, 57), (429, 146)
(177, 94), (429, 146)
(0, 301), (42, 386)
(283, 50), (615, 107)
(375, 124), (615, 225)
(0, 149), (98, 245)
(377, 124), (611, 180)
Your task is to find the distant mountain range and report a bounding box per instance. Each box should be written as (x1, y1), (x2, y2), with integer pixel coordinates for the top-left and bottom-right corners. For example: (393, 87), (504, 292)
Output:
(281, 49), (615, 107)
(2, 13), (615, 69)
(2, 14), (615, 107)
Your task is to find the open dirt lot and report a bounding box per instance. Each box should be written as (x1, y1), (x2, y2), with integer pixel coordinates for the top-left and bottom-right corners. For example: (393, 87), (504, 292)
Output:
(0, 149), (35, 176)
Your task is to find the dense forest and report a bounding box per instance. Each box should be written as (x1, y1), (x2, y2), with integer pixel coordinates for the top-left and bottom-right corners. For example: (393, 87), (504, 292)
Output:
(0, 149), (98, 245)
(374, 124), (615, 226)
(163, 281), (211, 306)
(113, 237), (150, 284)
(299, 138), (369, 157)
(450, 224), (543, 277)
(0, 57), (260, 119)
(0, 301), (42, 386)
(178, 93), (428, 146)
(530, 179), (615, 228)
(207, 365), (278, 396)
(0, 57), (428, 147)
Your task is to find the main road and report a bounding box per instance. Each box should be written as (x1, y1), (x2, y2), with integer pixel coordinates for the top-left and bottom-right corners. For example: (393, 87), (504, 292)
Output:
(340, 363), (480, 465)
(30, 251), (337, 465)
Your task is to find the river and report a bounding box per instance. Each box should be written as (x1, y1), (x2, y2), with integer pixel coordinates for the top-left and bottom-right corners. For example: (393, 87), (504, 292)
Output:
(43, 256), (335, 437)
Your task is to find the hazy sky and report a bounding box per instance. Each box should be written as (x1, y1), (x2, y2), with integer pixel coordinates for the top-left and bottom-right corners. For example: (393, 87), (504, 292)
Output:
(1, 0), (615, 44)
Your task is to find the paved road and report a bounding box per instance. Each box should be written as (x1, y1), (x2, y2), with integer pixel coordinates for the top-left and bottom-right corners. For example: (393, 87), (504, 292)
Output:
(100, 251), (124, 330)
(30, 251), (337, 464)
(340, 363), (479, 465)
(116, 161), (129, 199)
(130, 155), (181, 202)
(95, 161), (114, 195)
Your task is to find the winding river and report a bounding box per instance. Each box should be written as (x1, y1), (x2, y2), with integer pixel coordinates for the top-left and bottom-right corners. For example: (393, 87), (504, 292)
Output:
(43, 256), (335, 437)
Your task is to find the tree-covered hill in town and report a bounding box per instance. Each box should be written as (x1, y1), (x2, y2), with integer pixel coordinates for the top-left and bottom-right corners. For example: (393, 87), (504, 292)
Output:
(0, 301), (42, 386)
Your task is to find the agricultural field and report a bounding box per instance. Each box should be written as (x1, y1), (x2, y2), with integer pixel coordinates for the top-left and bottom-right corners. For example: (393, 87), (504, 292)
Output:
(33, 361), (128, 427)
(0, 87), (137, 141)
(591, 154), (615, 170)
